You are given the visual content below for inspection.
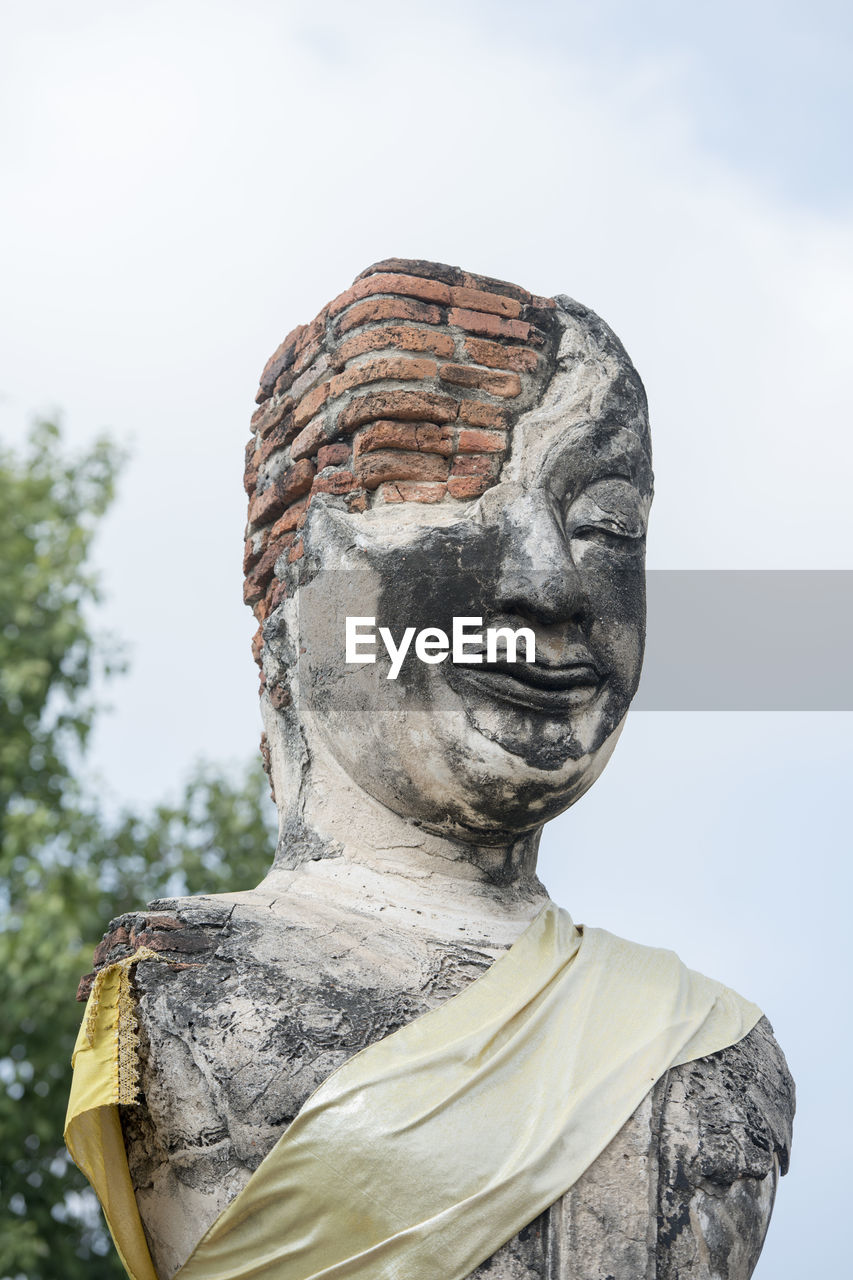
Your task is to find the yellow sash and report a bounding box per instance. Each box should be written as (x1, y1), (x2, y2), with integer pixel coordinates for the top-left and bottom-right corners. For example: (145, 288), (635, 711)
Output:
(65, 904), (761, 1280)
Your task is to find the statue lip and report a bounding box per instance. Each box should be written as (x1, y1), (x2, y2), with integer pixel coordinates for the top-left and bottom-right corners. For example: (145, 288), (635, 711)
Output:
(477, 659), (602, 691)
(447, 659), (605, 712)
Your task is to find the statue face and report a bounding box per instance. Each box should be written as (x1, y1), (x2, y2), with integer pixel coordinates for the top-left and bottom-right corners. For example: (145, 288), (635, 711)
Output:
(295, 348), (652, 843)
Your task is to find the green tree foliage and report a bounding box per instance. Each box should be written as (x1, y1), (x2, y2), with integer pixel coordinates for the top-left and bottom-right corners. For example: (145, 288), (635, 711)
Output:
(0, 421), (122, 825)
(0, 423), (276, 1280)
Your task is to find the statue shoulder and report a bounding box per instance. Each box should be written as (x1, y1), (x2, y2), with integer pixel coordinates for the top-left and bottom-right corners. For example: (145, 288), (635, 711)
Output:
(76, 894), (237, 1002)
(655, 1015), (795, 1278)
(662, 1015), (794, 1181)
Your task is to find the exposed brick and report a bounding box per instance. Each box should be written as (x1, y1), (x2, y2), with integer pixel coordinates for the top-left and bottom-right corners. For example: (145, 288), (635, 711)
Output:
(253, 597), (271, 622)
(290, 415), (329, 461)
(251, 402), (269, 431)
(248, 483), (286, 528)
(270, 495), (309, 538)
(378, 481), (448, 504)
(275, 338), (325, 397)
(448, 286), (522, 318)
(311, 470), (356, 496)
(268, 680), (291, 710)
(272, 368), (296, 399)
(77, 972), (96, 1001)
(448, 308), (531, 341)
(296, 334), (325, 369)
(459, 270), (532, 305)
(295, 310), (328, 359)
(338, 390), (458, 433)
(252, 394), (293, 439)
(142, 914), (186, 931)
(317, 442), (351, 469)
(132, 928), (210, 956)
(92, 925), (131, 968)
(243, 535), (264, 574)
(292, 382), (330, 430)
(462, 337), (540, 373)
(328, 272), (452, 319)
(439, 364), (522, 398)
(258, 325), (305, 397)
(259, 420), (291, 463)
(458, 400), (509, 429)
(251, 627), (264, 665)
(244, 445), (260, 496)
(281, 412), (300, 445)
(518, 318), (548, 346)
(270, 402), (295, 440)
(247, 260), (554, 610)
(244, 575), (264, 606)
(244, 542), (279, 600)
(354, 261), (534, 306)
(452, 453), (498, 478)
(280, 458), (317, 505)
(530, 294), (557, 310)
(355, 259), (466, 287)
(290, 353), (331, 403)
(448, 474), (493, 499)
(249, 458), (316, 526)
(354, 450), (450, 490)
(354, 421), (453, 458)
(334, 325), (455, 366)
(457, 428), (507, 454)
(336, 297), (443, 336)
(329, 356), (437, 398)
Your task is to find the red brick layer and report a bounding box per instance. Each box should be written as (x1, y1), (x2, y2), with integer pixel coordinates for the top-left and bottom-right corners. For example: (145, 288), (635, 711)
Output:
(244, 258), (559, 664)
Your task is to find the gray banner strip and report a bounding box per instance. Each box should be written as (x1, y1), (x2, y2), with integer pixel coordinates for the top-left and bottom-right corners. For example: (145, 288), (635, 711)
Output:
(295, 570), (853, 711)
(637, 571), (853, 710)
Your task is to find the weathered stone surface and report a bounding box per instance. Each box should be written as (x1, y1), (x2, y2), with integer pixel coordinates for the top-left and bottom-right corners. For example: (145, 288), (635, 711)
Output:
(94, 901), (792, 1280)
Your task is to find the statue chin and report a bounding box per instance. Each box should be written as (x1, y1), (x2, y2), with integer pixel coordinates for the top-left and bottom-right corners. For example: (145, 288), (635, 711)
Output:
(299, 686), (629, 845)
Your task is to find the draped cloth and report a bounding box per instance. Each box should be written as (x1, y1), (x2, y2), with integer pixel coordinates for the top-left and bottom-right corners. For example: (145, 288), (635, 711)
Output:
(65, 903), (762, 1280)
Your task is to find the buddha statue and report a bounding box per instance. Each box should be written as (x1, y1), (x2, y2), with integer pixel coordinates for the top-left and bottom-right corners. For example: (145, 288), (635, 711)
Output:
(70, 259), (794, 1280)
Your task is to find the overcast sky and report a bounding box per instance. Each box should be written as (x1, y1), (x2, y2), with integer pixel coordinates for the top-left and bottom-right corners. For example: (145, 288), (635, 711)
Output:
(2, 3), (851, 1275)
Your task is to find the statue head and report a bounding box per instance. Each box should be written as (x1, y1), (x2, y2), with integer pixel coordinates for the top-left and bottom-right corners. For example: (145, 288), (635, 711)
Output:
(243, 260), (652, 859)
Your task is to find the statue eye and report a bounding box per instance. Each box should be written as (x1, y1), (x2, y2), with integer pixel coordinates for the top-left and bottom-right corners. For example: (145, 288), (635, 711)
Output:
(562, 478), (648, 549)
(571, 523), (645, 548)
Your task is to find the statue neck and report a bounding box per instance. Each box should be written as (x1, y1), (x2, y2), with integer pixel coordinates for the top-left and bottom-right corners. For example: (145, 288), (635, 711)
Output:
(263, 731), (550, 949)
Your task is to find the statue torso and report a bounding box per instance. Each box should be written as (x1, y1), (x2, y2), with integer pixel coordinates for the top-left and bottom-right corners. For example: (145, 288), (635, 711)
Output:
(85, 895), (793, 1280)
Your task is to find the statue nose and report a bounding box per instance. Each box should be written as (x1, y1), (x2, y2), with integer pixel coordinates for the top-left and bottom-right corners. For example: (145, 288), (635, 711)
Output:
(492, 495), (591, 628)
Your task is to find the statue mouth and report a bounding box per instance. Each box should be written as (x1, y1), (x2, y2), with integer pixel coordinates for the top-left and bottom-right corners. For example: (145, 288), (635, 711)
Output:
(447, 660), (606, 713)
